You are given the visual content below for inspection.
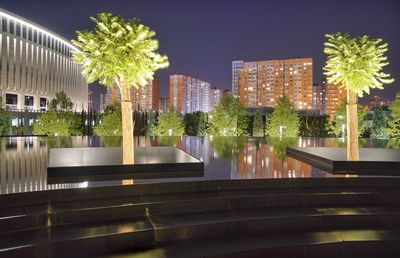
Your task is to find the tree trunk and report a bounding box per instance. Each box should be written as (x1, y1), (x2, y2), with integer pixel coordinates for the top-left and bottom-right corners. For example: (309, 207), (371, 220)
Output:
(346, 89), (359, 161)
(119, 83), (134, 164)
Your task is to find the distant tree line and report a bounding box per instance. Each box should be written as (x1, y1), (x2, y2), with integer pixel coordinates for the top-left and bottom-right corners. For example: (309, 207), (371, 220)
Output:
(3, 91), (400, 140)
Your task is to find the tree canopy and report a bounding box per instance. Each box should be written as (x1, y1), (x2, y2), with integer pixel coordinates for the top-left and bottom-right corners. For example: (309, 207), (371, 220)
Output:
(33, 91), (81, 136)
(265, 96), (299, 137)
(93, 105), (122, 136)
(49, 91), (74, 112)
(154, 111), (184, 136)
(324, 32), (394, 97)
(32, 111), (81, 136)
(252, 109), (264, 137)
(72, 12), (169, 88)
(0, 96), (11, 136)
(371, 101), (389, 139)
(387, 93), (400, 139)
(208, 95), (249, 136)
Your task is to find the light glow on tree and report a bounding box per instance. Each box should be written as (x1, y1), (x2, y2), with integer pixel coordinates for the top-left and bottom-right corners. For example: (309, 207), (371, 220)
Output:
(72, 13), (168, 164)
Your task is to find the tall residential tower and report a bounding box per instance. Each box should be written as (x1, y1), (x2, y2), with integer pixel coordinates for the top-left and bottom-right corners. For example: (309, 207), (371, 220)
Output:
(169, 74), (210, 113)
(233, 58), (313, 110)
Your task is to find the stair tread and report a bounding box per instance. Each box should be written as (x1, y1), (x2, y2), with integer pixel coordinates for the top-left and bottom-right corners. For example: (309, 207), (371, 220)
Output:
(0, 217), (153, 250)
(101, 229), (400, 258)
(150, 206), (400, 228)
(0, 191), (382, 219)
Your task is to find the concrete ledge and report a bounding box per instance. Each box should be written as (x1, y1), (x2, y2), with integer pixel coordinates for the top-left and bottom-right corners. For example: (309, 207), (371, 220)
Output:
(287, 147), (400, 175)
(47, 147), (204, 182)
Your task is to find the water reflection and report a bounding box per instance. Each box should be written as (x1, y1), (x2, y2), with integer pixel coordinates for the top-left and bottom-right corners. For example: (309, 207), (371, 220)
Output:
(0, 136), (399, 195)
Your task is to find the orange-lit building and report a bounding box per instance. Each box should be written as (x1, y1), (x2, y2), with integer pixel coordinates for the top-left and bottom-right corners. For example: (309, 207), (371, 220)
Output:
(323, 78), (346, 118)
(234, 58), (313, 110)
(235, 140), (312, 179)
(312, 84), (324, 114)
(169, 74), (210, 113)
(99, 78), (159, 113)
(159, 97), (169, 113)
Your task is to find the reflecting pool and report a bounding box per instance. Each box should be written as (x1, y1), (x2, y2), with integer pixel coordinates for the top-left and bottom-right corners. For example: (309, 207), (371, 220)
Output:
(0, 136), (399, 195)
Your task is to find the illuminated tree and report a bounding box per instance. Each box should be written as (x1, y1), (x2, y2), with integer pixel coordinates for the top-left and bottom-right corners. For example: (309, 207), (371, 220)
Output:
(208, 95), (249, 136)
(371, 100), (389, 139)
(154, 111), (184, 136)
(387, 93), (400, 138)
(330, 99), (367, 137)
(252, 109), (264, 137)
(324, 33), (394, 160)
(33, 92), (81, 136)
(94, 105), (122, 136)
(265, 96), (299, 137)
(33, 111), (80, 136)
(0, 96), (11, 136)
(49, 91), (74, 112)
(72, 13), (169, 164)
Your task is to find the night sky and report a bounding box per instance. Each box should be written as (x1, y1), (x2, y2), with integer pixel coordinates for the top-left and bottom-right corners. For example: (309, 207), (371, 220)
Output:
(1, 0), (399, 109)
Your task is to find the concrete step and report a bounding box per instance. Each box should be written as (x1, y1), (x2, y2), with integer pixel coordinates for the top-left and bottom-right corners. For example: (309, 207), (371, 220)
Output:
(149, 206), (400, 241)
(100, 229), (400, 258)
(0, 217), (153, 258)
(2, 189), (400, 235)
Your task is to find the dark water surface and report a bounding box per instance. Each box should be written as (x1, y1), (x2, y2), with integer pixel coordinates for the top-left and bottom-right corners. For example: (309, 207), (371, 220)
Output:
(0, 136), (398, 195)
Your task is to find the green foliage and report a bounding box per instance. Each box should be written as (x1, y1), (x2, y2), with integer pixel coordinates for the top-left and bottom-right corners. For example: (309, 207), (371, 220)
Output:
(252, 109), (264, 137)
(208, 96), (249, 136)
(156, 136), (182, 147)
(210, 136), (246, 160)
(72, 12), (168, 88)
(269, 137), (297, 160)
(330, 99), (367, 137)
(94, 105), (122, 136)
(198, 113), (207, 136)
(387, 93), (400, 139)
(102, 136), (123, 147)
(147, 111), (157, 136)
(371, 101), (389, 139)
(299, 114), (329, 137)
(49, 91), (74, 112)
(0, 108), (11, 135)
(324, 32), (394, 97)
(265, 96), (300, 137)
(33, 111), (81, 136)
(154, 111), (184, 136)
(183, 112), (207, 136)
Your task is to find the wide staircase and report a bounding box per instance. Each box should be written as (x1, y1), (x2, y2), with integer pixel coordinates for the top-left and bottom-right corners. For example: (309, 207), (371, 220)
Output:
(1, 178), (400, 257)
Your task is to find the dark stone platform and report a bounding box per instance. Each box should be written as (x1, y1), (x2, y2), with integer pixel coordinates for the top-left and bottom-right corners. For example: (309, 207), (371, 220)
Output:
(287, 147), (400, 175)
(47, 147), (204, 182)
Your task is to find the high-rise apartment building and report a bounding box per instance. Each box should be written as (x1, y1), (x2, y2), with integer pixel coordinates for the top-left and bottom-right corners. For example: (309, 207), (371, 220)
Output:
(158, 97), (169, 113)
(232, 61), (244, 97)
(233, 58), (313, 110)
(209, 87), (224, 111)
(131, 78), (159, 112)
(312, 84), (324, 114)
(99, 79), (159, 113)
(323, 77), (346, 118)
(169, 74), (210, 113)
(0, 8), (88, 112)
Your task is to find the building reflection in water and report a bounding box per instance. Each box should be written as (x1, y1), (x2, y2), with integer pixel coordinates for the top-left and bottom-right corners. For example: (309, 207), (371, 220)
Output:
(0, 137), (87, 194)
(0, 136), (378, 195)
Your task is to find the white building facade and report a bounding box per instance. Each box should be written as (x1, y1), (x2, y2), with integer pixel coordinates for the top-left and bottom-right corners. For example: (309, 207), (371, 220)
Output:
(0, 8), (88, 112)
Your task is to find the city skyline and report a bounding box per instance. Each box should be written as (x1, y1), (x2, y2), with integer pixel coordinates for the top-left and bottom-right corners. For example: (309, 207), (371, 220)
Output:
(0, 0), (398, 108)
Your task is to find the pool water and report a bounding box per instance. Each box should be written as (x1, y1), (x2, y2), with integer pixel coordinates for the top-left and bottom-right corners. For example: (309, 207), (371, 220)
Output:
(0, 136), (398, 195)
